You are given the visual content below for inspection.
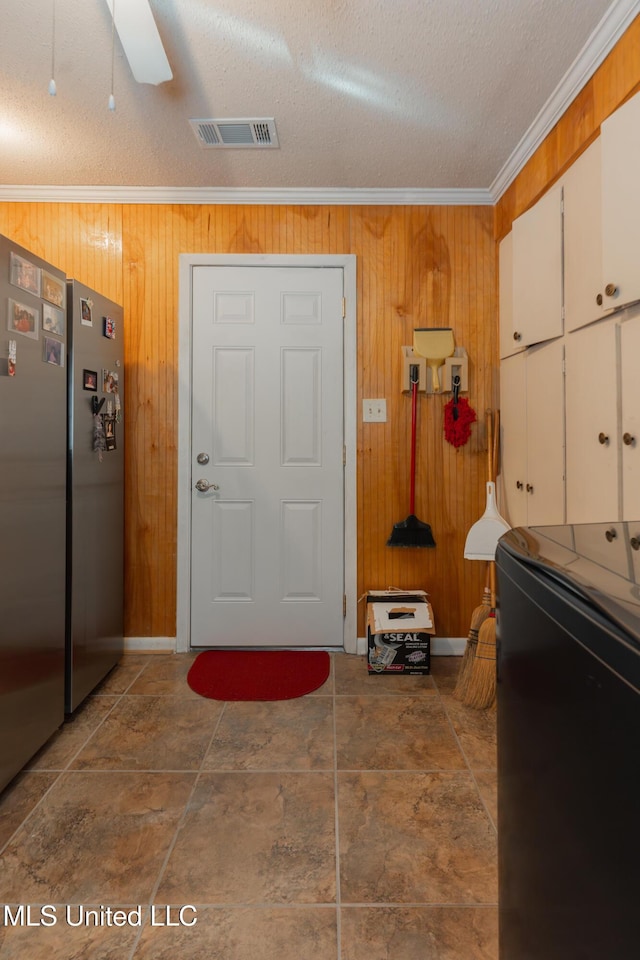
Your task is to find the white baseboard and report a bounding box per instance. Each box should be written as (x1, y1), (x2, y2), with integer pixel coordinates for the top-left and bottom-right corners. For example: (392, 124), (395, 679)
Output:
(124, 636), (466, 656)
(356, 636), (466, 656)
(123, 636), (177, 654)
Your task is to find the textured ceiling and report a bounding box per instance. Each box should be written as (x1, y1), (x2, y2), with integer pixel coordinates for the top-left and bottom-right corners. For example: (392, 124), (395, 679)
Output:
(0, 0), (630, 196)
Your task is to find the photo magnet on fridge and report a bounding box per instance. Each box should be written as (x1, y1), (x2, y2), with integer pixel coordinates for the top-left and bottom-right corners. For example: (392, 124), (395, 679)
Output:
(103, 316), (116, 339)
(80, 298), (93, 327)
(104, 415), (116, 451)
(83, 369), (98, 391)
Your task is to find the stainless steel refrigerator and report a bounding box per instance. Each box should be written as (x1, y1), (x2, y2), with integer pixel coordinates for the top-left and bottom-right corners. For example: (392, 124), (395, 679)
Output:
(0, 234), (67, 791)
(66, 280), (124, 713)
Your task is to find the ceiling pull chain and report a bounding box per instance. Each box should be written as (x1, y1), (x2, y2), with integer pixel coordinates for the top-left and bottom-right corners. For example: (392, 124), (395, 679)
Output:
(108, 0), (116, 110)
(48, 0), (57, 96)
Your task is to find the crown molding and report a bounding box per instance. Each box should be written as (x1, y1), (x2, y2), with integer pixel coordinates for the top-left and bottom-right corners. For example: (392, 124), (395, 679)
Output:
(490, 0), (640, 201)
(0, 185), (494, 205)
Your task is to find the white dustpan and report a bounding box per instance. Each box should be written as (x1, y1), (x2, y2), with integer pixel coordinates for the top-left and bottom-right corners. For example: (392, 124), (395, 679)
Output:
(464, 481), (511, 560)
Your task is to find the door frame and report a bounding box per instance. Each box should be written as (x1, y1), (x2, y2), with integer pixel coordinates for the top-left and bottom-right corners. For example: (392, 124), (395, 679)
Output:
(177, 254), (357, 653)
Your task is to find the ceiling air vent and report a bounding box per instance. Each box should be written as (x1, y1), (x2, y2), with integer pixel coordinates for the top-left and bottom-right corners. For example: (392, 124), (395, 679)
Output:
(189, 118), (279, 148)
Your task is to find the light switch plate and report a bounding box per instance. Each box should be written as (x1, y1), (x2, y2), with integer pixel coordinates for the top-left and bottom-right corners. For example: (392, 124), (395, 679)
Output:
(363, 398), (387, 422)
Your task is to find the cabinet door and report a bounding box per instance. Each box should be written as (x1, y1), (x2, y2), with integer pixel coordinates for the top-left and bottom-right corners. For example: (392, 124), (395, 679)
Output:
(499, 232), (525, 359)
(563, 138), (607, 332)
(572, 523), (630, 579)
(601, 90), (640, 309)
(512, 183), (563, 347)
(500, 352), (528, 527)
(620, 317), (640, 518)
(525, 339), (565, 526)
(565, 320), (618, 523)
(628, 522), (640, 585)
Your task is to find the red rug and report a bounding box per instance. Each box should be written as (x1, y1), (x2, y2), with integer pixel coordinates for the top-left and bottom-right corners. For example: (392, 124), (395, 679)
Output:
(187, 650), (331, 701)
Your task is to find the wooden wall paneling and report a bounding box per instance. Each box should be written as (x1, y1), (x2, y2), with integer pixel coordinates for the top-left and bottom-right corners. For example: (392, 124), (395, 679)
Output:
(556, 83), (597, 173)
(121, 203), (353, 637)
(349, 205), (496, 638)
(0, 202), (123, 302)
(0, 200), (495, 642)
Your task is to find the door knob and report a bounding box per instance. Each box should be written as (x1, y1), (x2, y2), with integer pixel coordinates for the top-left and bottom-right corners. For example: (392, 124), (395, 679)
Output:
(516, 480), (523, 490)
(596, 293), (603, 306)
(630, 537), (640, 551)
(196, 452), (210, 464)
(623, 433), (635, 446)
(604, 283), (618, 298)
(605, 528), (617, 542)
(195, 478), (219, 492)
(513, 331), (522, 341)
(598, 432), (609, 445)
(526, 483), (534, 493)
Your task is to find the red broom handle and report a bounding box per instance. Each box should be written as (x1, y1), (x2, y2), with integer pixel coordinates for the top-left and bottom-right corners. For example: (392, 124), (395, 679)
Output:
(409, 375), (418, 514)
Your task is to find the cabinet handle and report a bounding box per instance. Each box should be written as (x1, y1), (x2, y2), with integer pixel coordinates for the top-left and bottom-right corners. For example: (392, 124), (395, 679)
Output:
(516, 480), (523, 490)
(630, 537), (640, 551)
(526, 483), (534, 493)
(598, 432), (609, 445)
(604, 283), (618, 298)
(623, 432), (636, 446)
(605, 528), (617, 542)
(596, 293), (603, 306)
(513, 331), (522, 341)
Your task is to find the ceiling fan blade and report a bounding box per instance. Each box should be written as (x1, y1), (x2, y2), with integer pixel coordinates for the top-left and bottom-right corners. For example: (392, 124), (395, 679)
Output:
(104, 0), (172, 85)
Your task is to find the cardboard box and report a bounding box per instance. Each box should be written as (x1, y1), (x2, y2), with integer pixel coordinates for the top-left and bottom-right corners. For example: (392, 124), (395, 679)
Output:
(366, 590), (434, 675)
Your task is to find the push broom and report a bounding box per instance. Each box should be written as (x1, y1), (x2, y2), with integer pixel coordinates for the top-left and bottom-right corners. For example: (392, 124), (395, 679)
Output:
(387, 364), (436, 548)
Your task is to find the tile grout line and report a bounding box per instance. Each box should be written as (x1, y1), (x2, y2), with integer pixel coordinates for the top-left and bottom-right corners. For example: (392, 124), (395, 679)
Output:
(435, 681), (498, 835)
(125, 697), (230, 960)
(0, 663), (148, 858)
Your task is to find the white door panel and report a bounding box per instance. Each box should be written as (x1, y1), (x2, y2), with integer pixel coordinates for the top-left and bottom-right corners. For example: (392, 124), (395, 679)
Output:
(190, 265), (345, 647)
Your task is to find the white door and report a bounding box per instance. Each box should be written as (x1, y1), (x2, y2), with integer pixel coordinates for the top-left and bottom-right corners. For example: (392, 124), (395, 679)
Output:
(189, 265), (345, 648)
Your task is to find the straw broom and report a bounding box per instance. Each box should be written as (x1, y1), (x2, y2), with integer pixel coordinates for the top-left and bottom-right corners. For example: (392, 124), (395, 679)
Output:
(464, 561), (497, 708)
(452, 562), (491, 701)
(454, 409), (495, 700)
(462, 410), (501, 709)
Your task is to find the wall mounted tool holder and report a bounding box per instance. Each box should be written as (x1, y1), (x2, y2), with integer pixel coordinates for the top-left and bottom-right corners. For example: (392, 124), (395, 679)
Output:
(401, 346), (427, 392)
(401, 345), (468, 394)
(441, 347), (469, 393)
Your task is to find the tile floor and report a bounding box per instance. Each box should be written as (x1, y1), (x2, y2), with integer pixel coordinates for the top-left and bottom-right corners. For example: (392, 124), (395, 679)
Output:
(0, 653), (498, 959)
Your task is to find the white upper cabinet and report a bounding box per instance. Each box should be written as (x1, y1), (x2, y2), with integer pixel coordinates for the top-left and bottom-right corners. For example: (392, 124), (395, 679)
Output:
(512, 182), (563, 348)
(563, 137), (607, 332)
(499, 231), (525, 359)
(601, 90), (640, 311)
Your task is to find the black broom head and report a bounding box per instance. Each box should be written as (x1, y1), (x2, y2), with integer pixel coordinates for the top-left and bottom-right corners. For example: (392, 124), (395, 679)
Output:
(387, 514), (436, 548)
